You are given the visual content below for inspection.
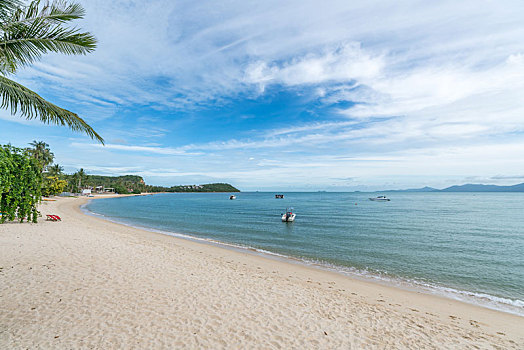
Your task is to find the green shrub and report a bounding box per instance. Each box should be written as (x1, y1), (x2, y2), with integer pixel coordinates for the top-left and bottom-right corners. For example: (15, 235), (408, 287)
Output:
(42, 176), (68, 197)
(113, 185), (129, 194)
(0, 145), (42, 223)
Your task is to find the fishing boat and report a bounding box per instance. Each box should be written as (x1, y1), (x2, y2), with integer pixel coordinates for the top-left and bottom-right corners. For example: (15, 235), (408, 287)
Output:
(275, 194), (284, 199)
(281, 207), (296, 222)
(230, 195), (236, 200)
(369, 195), (390, 201)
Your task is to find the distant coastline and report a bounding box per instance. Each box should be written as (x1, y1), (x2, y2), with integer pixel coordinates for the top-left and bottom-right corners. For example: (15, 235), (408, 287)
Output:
(154, 183), (240, 193)
(382, 182), (524, 192)
(72, 173), (241, 194)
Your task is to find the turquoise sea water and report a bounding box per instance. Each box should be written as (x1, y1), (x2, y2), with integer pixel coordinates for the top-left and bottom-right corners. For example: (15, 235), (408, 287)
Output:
(84, 192), (524, 315)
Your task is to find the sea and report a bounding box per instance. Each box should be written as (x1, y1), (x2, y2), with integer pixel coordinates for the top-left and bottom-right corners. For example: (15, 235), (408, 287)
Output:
(83, 192), (524, 316)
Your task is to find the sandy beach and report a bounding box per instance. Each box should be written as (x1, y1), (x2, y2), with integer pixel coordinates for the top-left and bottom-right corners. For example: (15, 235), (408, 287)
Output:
(1, 196), (522, 349)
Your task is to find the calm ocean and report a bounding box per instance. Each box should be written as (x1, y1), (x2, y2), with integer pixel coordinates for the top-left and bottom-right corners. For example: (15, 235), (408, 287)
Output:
(84, 192), (524, 315)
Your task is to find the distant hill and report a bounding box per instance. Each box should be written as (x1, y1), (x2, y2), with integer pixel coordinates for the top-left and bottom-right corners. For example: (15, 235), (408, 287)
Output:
(149, 183), (240, 193)
(440, 183), (524, 192)
(65, 174), (239, 194)
(77, 175), (145, 188)
(384, 182), (524, 192)
(387, 186), (438, 192)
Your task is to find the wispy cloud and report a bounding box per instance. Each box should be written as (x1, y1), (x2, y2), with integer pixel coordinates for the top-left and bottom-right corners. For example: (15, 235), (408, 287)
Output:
(71, 142), (202, 156)
(2, 0), (523, 190)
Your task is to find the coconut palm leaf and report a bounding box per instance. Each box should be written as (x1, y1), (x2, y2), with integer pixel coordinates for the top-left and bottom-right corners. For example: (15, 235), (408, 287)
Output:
(0, 0), (102, 143)
(6, 0), (86, 25)
(48, 163), (63, 176)
(28, 139), (54, 170)
(0, 1), (23, 20)
(0, 0), (96, 74)
(0, 74), (104, 143)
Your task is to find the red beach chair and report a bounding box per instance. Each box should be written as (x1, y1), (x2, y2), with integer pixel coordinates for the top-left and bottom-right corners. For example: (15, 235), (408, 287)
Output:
(46, 215), (61, 221)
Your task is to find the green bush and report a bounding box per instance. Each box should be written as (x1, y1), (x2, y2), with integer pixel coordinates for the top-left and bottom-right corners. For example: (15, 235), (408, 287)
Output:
(0, 145), (42, 223)
(42, 176), (68, 197)
(113, 185), (129, 194)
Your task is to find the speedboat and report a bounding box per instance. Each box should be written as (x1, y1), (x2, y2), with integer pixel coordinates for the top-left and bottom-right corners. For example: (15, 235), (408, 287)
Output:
(281, 207), (296, 222)
(230, 195), (236, 200)
(369, 195), (390, 201)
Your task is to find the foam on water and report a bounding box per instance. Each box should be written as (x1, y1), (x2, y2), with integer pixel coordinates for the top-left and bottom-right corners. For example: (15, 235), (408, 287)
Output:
(82, 192), (524, 317)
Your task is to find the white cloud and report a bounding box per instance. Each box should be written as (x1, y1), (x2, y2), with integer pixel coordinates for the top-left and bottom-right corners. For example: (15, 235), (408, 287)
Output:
(5, 0), (524, 190)
(15, 0), (524, 120)
(71, 142), (202, 156)
(244, 43), (384, 91)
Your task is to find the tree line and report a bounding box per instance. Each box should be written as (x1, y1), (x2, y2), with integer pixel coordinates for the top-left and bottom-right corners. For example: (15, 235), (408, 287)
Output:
(1, 140), (240, 222)
(1, 140), (92, 222)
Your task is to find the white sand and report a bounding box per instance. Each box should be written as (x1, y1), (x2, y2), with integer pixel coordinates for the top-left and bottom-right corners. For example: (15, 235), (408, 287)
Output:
(1, 196), (522, 349)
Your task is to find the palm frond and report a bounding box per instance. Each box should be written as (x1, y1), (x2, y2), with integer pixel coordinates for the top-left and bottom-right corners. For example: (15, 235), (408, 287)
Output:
(0, 0), (96, 73)
(0, 75), (104, 143)
(8, 0), (86, 25)
(0, 0), (23, 21)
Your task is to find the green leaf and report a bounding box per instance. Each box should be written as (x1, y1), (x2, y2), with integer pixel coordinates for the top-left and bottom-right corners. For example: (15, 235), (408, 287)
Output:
(0, 1), (102, 143)
(0, 0), (96, 73)
(0, 75), (104, 143)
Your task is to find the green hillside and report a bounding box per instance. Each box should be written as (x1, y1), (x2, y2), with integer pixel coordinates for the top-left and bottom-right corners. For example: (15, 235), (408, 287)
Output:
(148, 183), (240, 193)
(63, 174), (239, 194)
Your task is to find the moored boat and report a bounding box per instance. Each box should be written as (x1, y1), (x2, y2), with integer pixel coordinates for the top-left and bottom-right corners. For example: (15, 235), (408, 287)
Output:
(369, 195), (390, 201)
(281, 207), (296, 222)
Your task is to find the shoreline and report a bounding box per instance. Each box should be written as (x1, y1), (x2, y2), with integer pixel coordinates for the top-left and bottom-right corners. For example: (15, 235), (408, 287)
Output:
(83, 193), (524, 318)
(1, 195), (523, 348)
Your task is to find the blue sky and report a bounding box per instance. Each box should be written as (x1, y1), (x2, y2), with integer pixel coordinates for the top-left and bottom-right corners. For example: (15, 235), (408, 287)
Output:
(1, 0), (524, 191)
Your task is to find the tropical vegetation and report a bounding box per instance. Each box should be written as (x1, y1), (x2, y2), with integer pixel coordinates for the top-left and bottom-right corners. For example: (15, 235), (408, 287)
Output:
(27, 140), (53, 170)
(61, 174), (240, 194)
(41, 175), (67, 197)
(0, 0), (103, 142)
(1, 140), (240, 222)
(148, 183), (240, 193)
(0, 144), (42, 223)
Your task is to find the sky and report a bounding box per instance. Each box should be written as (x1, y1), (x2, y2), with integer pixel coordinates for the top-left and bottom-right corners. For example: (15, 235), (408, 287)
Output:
(1, 0), (524, 191)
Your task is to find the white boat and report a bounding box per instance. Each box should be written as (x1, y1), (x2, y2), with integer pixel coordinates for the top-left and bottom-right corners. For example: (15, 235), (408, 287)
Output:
(230, 195), (236, 200)
(281, 207), (296, 222)
(369, 195), (390, 201)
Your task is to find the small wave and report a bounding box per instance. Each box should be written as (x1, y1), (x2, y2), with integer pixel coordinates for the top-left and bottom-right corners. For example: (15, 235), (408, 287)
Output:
(82, 204), (524, 317)
(312, 262), (524, 316)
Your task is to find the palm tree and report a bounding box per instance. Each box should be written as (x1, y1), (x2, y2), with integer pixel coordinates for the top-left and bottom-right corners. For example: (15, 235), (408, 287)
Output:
(69, 171), (77, 192)
(0, 0), (103, 143)
(28, 139), (54, 170)
(48, 163), (63, 177)
(75, 167), (87, 188)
